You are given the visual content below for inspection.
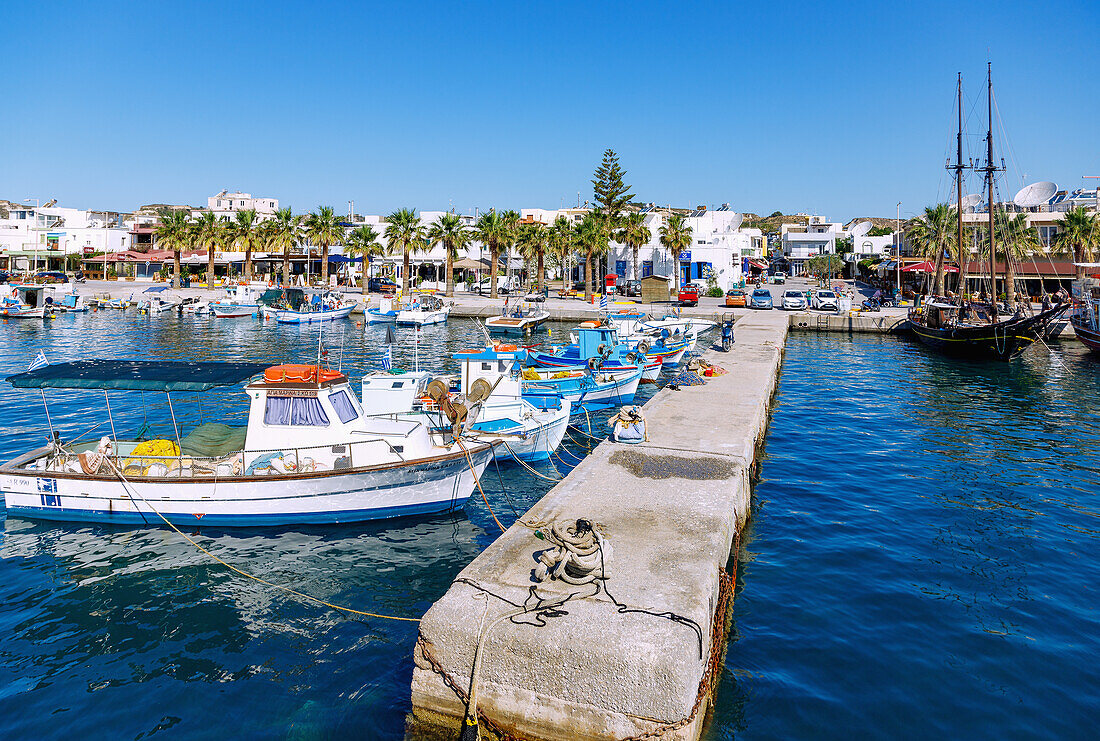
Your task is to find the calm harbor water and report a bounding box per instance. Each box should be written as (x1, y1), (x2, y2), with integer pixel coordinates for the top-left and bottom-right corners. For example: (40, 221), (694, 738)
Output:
(0, 314), (1096, 739)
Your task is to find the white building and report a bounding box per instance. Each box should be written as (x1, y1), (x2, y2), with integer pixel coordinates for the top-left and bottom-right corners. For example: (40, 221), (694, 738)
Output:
(208, 190), (279, 220)
(603, 205), (764, 289)
(0, 203), (130, 272)
(780, 216), (844, 274)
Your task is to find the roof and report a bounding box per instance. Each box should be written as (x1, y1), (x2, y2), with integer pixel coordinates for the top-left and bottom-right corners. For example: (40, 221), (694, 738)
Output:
(6, 360), (269, 392)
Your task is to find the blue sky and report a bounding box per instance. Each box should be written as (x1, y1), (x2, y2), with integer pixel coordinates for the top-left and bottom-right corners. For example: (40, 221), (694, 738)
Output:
(3, 1), (1097, 222)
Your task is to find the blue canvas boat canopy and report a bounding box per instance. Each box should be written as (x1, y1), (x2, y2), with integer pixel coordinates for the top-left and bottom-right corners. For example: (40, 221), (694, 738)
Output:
(6, 360), (269, 392)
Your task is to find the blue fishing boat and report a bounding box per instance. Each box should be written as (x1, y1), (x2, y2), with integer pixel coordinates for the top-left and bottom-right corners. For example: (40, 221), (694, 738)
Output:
(520, 364), (643, 411)
(526, 323), (665, 381)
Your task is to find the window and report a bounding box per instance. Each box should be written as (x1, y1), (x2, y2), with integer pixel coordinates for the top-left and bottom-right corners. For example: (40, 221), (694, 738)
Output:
(642, 261), (653, 277)
(329, 389), (358, 423)
(217, 200), (222, 207)
(264, 395), (330, 426)
(615, 260), (627, 278)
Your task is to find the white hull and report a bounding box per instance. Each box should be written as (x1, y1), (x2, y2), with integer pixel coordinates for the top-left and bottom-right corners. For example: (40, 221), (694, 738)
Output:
(1, 447), (492, 526)
(262, 304), (356, 324)
(464, 408), (570, 462)
(366, 309), (398, 323)
(211, 304), (259, 318)
(396, 308), (449, 326)
(1, 306), (46, 318)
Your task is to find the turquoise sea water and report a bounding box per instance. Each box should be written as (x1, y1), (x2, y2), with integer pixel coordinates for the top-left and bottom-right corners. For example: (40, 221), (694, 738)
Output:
(1, 314), (1097, 739)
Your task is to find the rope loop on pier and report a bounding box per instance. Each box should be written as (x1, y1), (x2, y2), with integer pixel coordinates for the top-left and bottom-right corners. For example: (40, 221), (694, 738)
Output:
(533, 519), (609, 585)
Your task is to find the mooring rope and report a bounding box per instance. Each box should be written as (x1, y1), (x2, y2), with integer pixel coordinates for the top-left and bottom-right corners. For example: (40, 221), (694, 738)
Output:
(103, 459), (420, 622)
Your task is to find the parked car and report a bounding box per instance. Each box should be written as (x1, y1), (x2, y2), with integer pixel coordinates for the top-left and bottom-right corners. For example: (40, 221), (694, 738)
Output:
(621, 279), (640, 297)
(749, 288), (774, 310)
(771, 272), (787, 284)
(33, 270), (69, 284)
(781, 290), (808, 310)
(724, 288), (747, 307)
(812, 290), (839, 311)
(367, 277), (399, 293)
(678, 284), (700, 306)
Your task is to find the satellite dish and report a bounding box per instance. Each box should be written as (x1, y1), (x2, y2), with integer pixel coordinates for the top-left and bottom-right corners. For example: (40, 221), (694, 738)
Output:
(960, 193), (983, 212)
(1013, 181), (1058, 208)
(729, 212), (744, 231)
(850, 220), (873, 237)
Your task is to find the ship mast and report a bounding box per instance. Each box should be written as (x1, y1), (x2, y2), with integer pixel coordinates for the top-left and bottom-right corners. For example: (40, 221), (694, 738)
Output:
(954, 73), (964, 305)
(984, 62), (997, 322)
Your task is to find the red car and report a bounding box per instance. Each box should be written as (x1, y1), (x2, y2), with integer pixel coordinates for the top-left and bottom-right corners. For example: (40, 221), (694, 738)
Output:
(678, 284), (700, 306)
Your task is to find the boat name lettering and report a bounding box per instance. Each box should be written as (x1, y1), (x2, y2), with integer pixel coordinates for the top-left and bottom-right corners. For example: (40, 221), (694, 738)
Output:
(267, 390), (319, 398)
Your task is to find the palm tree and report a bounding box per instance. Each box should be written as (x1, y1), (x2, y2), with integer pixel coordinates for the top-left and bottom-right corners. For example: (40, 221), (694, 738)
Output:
(155, 208), (191, 288)
(475, 210), (507, 299)
(500, 209), (521, 291)
(192, 211), (227, 289)
(907, 204), (958, 296)
(516, 221), (549, 293)
(304, 206), (344, 286)
(998, 212), (1043, 304)
(575, 213), (609, 301)
(617, 211), (651, 284)
(427, 214), (470, 297)
(1055, 206), (1100, 280)
(658, 214), (692, 286)
(384, 209), (424, 294)
(228, 209), (259, 282)
(343, 224), (384, 290)
(547, 216), (574, 292)
(268, 207), (303, 285)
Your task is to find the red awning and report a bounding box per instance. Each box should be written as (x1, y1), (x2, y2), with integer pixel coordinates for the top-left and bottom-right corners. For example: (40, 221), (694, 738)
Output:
(901, 261), (959, 273)
(748, 259), (768, 269)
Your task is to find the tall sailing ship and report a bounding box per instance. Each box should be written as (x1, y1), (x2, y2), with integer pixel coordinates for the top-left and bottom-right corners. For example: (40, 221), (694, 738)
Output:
(907, 65), (1068, 361)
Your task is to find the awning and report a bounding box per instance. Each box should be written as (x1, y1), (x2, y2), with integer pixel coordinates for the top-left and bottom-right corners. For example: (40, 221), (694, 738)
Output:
(748, 259), (768, 269)
(6, 360), (270, 392)
(901, 261), (959, 273)
(453, 258), (491, 270)
(328, 255), (362, 263)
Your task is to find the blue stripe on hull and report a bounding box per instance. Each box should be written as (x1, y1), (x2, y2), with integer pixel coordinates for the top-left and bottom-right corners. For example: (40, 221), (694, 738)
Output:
(4, 499), (463, 527)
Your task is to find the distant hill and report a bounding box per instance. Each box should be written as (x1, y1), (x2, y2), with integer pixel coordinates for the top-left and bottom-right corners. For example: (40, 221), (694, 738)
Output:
(742, 213), (809, 233)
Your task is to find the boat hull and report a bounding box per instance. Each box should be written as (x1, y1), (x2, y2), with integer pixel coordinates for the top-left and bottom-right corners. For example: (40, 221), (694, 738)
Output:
(264, 305), (356, 324)
(485, 314), (549, 335)
(211, 303), (259, 318)
(366, 309), (398, 324)
(908, 305), (1069, 361)
(396, 309), (449, 326)
(0, 446), (493, 527)
(522, 368), (642, 410)
(469, 411), (570, 462)
(1071, 316), (1100, 352)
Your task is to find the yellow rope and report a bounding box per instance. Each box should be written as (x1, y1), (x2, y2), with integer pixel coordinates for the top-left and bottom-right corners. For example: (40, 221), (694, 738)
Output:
(105, 460), (419, 622)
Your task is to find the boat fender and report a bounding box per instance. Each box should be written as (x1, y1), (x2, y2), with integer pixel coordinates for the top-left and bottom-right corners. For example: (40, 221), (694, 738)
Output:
(637, 340), (651, 353)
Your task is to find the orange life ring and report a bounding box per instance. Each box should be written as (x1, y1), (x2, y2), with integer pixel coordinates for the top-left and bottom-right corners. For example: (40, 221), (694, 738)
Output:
(495, 343), (518, 351)
(264, 364), (342, 384)
(579, 320), (601, 328)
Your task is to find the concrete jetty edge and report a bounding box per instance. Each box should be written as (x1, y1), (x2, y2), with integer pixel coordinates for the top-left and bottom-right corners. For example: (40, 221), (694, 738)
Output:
(408, 311), (790, 740)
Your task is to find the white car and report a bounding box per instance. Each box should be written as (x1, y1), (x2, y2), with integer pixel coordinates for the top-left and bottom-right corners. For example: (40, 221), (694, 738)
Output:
(781, 290), (807, 310)
(812, 290), (839, 311)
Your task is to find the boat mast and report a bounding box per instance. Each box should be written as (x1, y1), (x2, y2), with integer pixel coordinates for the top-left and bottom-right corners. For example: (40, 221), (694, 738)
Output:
(984, 62), (997, 321)
(954, 73), (964, 303)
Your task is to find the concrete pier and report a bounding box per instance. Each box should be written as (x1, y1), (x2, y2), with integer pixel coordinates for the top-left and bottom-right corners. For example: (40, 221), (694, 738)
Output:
(409, 310), (790, 740)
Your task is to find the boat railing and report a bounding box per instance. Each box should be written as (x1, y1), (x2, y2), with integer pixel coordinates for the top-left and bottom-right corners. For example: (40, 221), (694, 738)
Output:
(44, 436), (412, 479)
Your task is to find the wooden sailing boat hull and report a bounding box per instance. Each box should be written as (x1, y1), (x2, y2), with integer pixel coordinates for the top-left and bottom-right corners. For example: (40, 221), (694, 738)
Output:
(908, 305), (1068, 361)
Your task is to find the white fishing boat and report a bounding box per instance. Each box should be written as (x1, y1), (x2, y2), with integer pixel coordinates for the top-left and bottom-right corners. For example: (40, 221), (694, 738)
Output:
(0, 360), (494, 526)
(485, 301), (550, 336)
(395, 294), (450, 326)
(361, 346), (570, 462)
(99, 293), (135, 310)
(603, 310), (714, 352)
(1, 285), (49, 318)
(56, 292), (88, 313)
(366, 295), (400, 323)
(139, 287), (181, 314)
(259, 288), (357, 324)
(179, 297), (209, 315)
(210, 284), (268, 318)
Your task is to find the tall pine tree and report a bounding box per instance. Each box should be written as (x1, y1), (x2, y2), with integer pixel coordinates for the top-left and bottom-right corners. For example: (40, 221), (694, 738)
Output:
(590, 149), (634, 292)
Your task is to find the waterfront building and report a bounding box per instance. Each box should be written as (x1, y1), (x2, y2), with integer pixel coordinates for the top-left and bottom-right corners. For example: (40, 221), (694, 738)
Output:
(779, 216), (844, 275)
(208, 190), (279, 221)
(0, 203), (129, 273)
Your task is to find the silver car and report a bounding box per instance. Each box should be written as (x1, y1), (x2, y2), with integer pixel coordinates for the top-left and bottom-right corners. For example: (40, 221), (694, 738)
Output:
(781, 290), (807, 310)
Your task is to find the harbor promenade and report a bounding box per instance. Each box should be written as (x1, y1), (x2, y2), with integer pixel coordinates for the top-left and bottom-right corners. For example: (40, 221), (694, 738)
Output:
(408, 310), (789, 740)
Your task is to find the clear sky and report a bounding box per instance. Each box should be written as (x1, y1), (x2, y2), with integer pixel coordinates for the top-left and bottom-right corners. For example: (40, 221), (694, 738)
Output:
(3, 0), (1097, 222)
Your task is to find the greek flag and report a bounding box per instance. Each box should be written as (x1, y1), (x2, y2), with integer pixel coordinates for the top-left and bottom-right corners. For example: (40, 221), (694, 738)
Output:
(28, 351), (48, 371)
(381, 345), (392, 371)
(599, 293), (609, 310)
